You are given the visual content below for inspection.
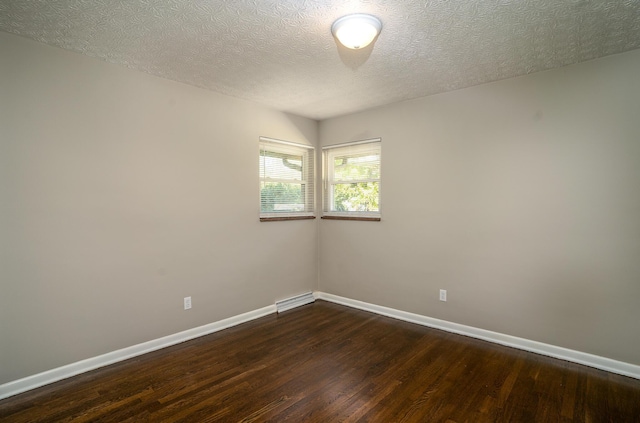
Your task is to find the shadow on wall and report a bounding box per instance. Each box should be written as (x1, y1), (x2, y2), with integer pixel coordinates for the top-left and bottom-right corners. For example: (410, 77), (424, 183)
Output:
(282, 112), (320, 140)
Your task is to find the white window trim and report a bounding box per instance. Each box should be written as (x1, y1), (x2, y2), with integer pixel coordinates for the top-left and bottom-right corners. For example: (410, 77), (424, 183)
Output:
(259, 137), (315, 220)
(323, 138), (382, 219)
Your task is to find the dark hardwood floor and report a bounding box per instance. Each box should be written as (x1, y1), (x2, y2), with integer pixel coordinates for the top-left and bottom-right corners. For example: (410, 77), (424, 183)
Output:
(1, 300), (639, 422)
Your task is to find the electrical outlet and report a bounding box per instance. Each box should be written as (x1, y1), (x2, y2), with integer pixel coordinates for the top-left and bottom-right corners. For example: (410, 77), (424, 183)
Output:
(439, 289), (447, 302)
(184, 296), (192, 310)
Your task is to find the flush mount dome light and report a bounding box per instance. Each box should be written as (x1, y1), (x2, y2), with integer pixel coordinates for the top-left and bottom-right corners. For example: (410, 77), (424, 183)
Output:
(331, 14), (382, 49)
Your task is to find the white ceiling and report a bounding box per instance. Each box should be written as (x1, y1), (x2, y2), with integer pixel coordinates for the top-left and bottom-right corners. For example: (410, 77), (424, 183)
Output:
(1, 0), (639, 120)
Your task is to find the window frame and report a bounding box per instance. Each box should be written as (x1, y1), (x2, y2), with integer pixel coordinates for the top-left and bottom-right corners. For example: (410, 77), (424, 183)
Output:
(322, 138), (382, 221)
(259, 137), (315, 222)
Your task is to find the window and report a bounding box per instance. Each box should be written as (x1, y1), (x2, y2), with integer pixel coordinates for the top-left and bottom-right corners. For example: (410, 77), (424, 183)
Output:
(323, 139), (381, 221)
(259, 137), (315, 221)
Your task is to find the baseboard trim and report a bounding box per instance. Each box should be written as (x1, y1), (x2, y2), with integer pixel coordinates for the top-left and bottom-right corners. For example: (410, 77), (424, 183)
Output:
(0, 304), (277, 401)
(314, 291), (640, 380)
(4, 293), (637, 400)
(275, 292), (315, 313)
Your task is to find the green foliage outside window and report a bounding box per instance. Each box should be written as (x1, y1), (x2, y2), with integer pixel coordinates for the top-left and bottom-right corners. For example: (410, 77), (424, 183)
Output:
(332, 154), (380, 212)
(260, 182), (304, 212)
(333, 156), (380, 180)
(334, 183), (379, 212)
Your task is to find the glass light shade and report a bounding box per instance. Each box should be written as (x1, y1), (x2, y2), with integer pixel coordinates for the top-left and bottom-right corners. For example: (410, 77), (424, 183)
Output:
(331, 14), (382, 49)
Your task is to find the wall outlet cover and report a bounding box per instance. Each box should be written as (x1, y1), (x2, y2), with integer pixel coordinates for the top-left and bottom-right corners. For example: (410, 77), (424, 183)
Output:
(439, 289), (447, 302)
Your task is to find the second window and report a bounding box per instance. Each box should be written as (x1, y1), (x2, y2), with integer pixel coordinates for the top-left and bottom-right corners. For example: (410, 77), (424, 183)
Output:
(323, 139), (381, 219)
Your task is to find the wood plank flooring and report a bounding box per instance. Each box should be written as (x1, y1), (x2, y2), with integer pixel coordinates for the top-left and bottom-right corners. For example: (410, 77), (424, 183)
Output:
(1, 300), (639, 422)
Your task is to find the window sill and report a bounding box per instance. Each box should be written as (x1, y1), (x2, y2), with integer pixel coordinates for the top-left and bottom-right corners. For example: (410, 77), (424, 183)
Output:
(260, 216), (316, 222)
(321, 216), (381, 222)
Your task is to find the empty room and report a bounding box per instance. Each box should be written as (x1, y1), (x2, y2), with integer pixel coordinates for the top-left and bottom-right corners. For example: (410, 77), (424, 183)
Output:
(1, 1), (640, 422)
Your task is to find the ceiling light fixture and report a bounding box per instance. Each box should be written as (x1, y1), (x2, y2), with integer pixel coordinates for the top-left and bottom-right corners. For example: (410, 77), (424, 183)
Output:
(331, 14), (382, 49)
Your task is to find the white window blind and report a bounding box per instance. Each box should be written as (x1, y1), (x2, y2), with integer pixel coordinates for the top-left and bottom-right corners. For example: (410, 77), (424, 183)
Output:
(259, 137), (315, 218)
(323, 139), (381, 218)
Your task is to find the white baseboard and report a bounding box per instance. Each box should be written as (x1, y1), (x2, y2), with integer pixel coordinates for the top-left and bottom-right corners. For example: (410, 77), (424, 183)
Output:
(314, 291), (640, 380)
(275, 292), (315, 313)
(4, 293), (638, 401)
(0, 304), (277, 401)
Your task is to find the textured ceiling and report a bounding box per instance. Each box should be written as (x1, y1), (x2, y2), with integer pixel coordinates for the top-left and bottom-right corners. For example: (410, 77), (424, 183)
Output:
(1, 0), (639, 120)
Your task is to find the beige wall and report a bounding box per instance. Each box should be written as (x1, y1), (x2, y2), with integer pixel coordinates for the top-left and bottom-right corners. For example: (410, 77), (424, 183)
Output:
(0, 32), (318, 384)
(2, 28), (639, 388)
(319, 49), (640, 366)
